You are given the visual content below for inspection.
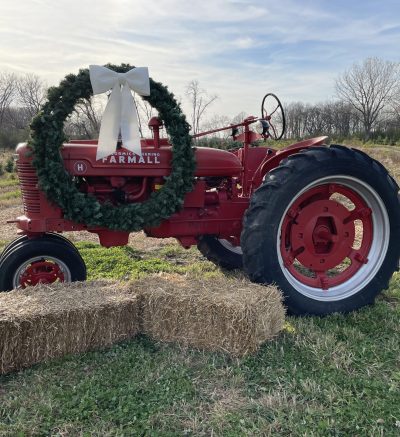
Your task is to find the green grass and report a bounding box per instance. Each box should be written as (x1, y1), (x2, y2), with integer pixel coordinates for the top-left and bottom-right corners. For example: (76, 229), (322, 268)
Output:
(0, 241), (399, 435)
(76, 242), (220, 280)
(0, 174), (18, 188)
(1, 142), (400, 435)
(0, 189), (20, 201)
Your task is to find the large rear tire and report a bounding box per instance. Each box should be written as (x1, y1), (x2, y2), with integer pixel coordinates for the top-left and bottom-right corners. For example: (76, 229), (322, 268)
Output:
(197, 235), (243, 270)
(241, 145), (400, 315)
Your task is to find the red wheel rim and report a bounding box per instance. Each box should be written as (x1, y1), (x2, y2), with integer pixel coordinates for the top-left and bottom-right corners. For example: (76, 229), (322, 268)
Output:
(19, 260), (65, 287)
(280, 183), (373, 290)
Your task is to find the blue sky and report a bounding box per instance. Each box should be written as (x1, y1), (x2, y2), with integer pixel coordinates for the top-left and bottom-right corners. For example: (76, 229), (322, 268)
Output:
(0, 0), (399, 119)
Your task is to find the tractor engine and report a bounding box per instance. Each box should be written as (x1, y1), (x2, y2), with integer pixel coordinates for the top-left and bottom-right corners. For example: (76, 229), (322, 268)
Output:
(15, 135), (250, 248)
(62, 138), (243, 205)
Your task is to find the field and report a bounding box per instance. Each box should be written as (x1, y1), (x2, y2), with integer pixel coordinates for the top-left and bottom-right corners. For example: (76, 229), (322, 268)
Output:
(0, 146), (399, 436)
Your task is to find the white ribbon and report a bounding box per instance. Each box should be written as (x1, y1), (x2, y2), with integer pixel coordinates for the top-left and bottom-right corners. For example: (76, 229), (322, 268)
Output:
(89, 65), (150, 160)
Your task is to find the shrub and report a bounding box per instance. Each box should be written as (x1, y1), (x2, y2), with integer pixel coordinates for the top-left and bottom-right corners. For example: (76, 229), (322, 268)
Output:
(5, 157), (15, 173)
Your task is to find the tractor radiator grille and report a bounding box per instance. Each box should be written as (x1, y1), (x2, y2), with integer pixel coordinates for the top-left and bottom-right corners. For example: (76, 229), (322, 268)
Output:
(17, 161), (41, 214)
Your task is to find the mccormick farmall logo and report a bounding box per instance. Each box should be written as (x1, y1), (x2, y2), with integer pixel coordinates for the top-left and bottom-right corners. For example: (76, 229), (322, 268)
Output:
(101, 151), (161, 165)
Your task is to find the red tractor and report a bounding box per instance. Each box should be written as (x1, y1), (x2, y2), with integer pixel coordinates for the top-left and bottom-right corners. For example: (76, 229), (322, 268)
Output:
(1, 92), (399, 316)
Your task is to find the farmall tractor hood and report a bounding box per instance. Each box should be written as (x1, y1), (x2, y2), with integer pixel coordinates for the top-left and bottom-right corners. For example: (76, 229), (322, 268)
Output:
(62, 139), (242, 178)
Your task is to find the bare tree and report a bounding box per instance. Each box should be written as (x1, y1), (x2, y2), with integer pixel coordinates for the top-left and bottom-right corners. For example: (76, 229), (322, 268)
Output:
(284, 102), (305, 138)
(6, 107), (31, 131)
(135, 97), (156, 137)
(76, 98), (102, 137)
(15, 73), (47, 119)
(136, 98), (154, 125)
(202, 114), (231, 137)
(335, 57), (400, 139)
(390, 85), (400, 121)
(230, 111), (247, 125)
(185, 80), (218, 135)
(0, 72), (17, 127)
(64, 97), (103, 139)
(327, 101), (356, 137)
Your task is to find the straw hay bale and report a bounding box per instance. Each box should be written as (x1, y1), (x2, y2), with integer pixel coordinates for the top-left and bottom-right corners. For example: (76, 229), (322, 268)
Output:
(136, 274), (285, 356)
(0, 281), (140, 374)
(1, 273), (284, 373)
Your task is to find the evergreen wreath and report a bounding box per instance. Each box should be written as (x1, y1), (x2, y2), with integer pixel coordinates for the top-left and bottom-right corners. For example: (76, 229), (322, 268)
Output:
(29, 64), (196, 231)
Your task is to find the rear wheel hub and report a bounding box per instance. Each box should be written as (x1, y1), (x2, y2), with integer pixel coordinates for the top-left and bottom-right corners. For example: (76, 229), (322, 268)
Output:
(281, 184), (373, 290)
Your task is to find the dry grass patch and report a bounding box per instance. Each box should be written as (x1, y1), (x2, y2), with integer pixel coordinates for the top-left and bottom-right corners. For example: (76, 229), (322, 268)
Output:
(0, 281), (140, 374)
(360, 146), (400, 183)
(0, 196), (21, 209)
(136, 274), (285, 357)
(0, 205), (23, 243)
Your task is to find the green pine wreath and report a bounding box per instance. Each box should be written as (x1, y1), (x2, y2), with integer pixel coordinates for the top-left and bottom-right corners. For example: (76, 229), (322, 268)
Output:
(28, 64), (196, 231)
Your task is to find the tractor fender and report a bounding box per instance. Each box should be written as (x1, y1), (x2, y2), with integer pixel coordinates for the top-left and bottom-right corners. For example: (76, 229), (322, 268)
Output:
(251, 136), (328, 188)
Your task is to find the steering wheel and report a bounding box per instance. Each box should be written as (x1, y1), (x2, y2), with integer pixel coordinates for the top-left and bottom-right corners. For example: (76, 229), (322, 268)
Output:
(260, 93), (286, 140)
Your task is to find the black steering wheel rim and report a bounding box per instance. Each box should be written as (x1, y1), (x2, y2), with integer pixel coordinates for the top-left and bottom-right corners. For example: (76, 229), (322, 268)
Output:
(261, 93), (286, 140)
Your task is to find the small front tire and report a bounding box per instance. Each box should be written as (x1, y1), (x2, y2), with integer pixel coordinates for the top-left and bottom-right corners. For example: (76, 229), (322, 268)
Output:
(0, 233), (79, 262)
(0, 237), (86, 291)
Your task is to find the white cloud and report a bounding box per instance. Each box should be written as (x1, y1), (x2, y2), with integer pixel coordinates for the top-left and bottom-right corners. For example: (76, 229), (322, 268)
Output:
(0, 0), (398, 121)
(232, 37), (255, 49)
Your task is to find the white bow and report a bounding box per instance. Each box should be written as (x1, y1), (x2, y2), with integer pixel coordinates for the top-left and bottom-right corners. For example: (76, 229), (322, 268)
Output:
(89, 65), (150, 160)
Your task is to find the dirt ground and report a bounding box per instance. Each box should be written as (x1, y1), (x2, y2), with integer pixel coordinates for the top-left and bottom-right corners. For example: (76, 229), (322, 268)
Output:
(0, 205), (23, 242)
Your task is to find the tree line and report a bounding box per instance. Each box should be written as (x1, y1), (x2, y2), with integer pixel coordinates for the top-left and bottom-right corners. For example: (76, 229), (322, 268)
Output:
(283, 99), (399, 143)
(0, 57), (399, 149)
(0, 72), (47, 148)
(286, 58), (400, 143)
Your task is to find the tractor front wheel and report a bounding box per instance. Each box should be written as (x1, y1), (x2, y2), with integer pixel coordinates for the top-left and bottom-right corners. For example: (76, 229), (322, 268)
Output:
(0, 237), (86, 291)
(241, 145), (400, 315)
(0, 232), (79, 262)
